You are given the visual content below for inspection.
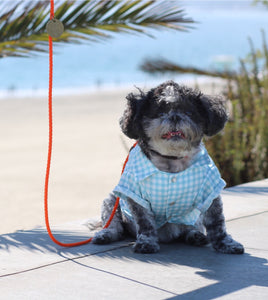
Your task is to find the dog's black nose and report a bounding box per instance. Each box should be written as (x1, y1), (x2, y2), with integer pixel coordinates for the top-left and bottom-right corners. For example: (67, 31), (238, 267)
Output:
(169, 113), (181, 123)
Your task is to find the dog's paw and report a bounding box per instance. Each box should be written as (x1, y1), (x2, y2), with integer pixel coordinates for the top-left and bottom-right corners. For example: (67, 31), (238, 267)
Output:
(133, 234), (160, 254)
(212, 235), (244, 254)
(185, 230), (209, 246)
(133, 241), (160, 254)
(92, 229), (118, 245)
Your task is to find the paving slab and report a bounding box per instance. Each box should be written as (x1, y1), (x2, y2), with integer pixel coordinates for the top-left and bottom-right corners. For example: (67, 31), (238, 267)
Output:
(222, 179), (268, 220)
(0, 179), (268, 299)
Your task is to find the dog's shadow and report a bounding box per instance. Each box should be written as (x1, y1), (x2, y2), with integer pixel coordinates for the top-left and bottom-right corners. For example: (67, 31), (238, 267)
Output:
(157, 245), (268, 299)
(1, 227), (267, 299)
(83, 242), (267, 299)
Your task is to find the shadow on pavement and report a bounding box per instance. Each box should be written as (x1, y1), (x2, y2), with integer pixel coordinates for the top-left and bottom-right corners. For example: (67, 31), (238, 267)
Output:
(1, 220), (267, 299)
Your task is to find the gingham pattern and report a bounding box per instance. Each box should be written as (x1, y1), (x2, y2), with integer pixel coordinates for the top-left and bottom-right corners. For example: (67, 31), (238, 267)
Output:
(114, 144), (226, 228)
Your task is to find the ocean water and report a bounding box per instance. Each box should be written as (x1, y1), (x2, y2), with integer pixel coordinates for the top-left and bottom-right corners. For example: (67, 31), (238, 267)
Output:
(0, 0), (268, 97)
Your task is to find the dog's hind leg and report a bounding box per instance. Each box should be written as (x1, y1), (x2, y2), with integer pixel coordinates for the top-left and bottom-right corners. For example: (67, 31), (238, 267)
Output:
(92, 193), (125, 244)
(204, 196), (244, 254)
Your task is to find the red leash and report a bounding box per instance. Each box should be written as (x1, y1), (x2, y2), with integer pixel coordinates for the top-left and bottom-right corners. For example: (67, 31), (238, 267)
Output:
(44, 0), (133, 247)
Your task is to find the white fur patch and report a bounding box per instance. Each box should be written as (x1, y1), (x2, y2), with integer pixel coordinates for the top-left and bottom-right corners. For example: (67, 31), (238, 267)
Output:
(160, 85), (178, 103)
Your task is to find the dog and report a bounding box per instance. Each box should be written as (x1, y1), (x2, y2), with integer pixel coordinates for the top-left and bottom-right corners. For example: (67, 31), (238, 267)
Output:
(92, 81), (244, 254)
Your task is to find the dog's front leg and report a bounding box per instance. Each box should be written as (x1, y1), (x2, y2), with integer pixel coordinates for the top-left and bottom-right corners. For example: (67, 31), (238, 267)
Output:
(126, 198), (160, 253)
(204, 196), (244, 254)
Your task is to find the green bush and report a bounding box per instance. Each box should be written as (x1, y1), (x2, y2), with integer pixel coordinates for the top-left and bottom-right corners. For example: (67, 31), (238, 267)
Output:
(205, 32), (268, 186)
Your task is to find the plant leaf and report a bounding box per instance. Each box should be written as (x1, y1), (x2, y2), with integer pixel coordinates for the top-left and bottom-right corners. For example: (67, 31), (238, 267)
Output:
(0, 0), (194, 58)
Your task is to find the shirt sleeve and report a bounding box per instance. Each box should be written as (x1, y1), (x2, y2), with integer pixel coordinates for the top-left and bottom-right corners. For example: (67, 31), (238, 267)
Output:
(196, 166), (226, 213)
(113, 171), (151, 211)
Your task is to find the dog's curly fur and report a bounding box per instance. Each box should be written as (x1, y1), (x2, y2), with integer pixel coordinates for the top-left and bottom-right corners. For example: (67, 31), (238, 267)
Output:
(92, 81), (244, 254)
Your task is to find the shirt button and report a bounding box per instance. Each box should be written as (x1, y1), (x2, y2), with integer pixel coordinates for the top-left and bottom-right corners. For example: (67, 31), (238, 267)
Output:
(169, 202), (175, 206)
(171, 176), (177, 183)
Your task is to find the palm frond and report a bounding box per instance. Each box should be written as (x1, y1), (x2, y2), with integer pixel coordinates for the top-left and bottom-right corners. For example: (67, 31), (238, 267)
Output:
(140, 58), (236, 79)
(0, 0), (194, 58)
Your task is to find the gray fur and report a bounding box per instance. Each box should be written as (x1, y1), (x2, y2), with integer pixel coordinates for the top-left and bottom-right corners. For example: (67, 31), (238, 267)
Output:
(92, 194), (125, 244)
(204, 196), (244, 254)
(92, 81), (244, 254)
(126, 198), (160, 253)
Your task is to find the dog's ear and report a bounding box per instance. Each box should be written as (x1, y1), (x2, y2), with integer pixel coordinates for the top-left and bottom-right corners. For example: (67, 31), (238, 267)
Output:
(199, 94), (228, 136)
(120, 91), (149, 139)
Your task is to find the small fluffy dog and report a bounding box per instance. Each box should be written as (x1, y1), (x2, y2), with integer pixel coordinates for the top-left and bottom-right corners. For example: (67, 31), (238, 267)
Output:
(92, 81), (244, 254)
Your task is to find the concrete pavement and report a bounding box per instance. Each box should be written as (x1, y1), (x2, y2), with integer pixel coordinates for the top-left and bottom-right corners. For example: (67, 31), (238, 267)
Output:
(1, 179), (268, 299)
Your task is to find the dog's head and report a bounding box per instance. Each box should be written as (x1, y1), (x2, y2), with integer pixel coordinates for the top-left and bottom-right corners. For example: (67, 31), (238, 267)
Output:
(120, 81), (228, 158)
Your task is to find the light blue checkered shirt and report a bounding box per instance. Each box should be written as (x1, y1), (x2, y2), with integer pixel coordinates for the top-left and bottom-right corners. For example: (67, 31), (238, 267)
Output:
(113, 144), (226, 228)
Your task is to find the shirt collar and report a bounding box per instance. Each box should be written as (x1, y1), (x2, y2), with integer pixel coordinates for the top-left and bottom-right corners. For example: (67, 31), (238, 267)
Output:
(128, 144), (209, 181)
(128, 145), (158, 181)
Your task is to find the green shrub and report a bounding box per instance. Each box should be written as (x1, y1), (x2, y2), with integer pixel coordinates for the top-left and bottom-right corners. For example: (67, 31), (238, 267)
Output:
(205, 32), (268, 186)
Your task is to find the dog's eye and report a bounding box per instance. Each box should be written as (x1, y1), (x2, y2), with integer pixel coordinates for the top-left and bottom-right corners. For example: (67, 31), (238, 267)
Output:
(186, 111), (193, 117)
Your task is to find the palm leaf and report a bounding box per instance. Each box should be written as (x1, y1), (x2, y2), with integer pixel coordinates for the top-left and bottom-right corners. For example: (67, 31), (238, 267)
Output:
(140, 58), (236, 79)
(0, 0), (194, 58)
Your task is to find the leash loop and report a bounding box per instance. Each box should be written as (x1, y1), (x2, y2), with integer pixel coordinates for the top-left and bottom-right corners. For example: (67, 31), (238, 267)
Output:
(44, 0), (130, 247)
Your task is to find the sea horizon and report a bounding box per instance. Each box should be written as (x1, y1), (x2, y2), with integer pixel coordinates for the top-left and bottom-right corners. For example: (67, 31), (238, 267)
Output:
(1, 0), (268, 98)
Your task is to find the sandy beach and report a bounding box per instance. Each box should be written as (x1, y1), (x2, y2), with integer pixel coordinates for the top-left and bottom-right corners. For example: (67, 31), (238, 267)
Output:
(0, 81), (225, 234)
(0, 88), (131, 234)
